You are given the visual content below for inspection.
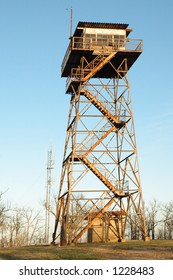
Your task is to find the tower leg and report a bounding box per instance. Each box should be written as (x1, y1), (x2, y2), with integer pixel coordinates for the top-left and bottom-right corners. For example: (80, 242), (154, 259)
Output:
(60, 217), (67, 246)
(144, 236), (150, 242)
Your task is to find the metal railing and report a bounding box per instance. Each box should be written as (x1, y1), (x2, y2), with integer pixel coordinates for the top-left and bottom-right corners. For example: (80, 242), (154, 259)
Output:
(62, 36), (143, 74)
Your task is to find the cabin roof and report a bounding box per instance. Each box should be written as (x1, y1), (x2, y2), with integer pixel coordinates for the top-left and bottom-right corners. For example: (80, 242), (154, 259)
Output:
(73, 21), (132, 36)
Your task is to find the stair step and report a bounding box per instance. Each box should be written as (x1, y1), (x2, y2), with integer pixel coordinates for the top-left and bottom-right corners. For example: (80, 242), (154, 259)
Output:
(78, 155), (118, 195)
(83, 91), (124, 128)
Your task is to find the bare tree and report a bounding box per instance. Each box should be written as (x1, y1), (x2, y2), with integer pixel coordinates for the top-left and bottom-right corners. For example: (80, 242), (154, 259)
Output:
(6, 207), (44, 246)
(162, 201), (173, 239)
(21, 207), (44, 245)
(7, 209), (24, 246)
(0, 191), (10, 247)
(145, 199), (161, 240)
(0, 192), (5, 227)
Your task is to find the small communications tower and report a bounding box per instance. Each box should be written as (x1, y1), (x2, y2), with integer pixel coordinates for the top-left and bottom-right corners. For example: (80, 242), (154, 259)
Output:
(45, 147), (54, 243)
(52, 22), (149, 244)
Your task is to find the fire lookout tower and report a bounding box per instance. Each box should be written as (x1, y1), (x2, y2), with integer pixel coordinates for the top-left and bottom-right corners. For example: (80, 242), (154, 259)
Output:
(52, 22), (149, 244)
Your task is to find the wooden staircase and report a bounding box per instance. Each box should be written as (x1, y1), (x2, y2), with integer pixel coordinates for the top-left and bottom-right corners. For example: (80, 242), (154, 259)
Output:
(66, 52), (117, 93)
(84, 126), (115, 156)
(82, 52), (117, 81)
(77, 155), (118, 195)
(82, 54), (107, 71)
(81, 90), (125, 129)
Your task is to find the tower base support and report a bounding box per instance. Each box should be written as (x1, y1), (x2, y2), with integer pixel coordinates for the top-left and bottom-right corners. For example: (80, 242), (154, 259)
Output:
(118, 238), (126, 243)
(144, 236), (150, 242)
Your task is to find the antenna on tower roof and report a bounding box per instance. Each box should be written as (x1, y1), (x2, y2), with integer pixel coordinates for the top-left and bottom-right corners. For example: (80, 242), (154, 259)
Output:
(69, 6), (73, 39)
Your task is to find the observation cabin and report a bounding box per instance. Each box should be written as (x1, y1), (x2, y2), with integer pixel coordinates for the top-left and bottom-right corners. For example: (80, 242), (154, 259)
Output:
(61, 21), (143, 93)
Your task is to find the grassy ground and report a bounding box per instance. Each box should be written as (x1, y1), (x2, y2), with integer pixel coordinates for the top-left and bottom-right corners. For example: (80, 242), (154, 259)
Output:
(0, 240), (173, 260)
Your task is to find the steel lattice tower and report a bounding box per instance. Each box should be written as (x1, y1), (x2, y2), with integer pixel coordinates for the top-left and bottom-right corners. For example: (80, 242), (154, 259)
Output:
(45, 147), (54, 243)
(52, 22), (149, 245)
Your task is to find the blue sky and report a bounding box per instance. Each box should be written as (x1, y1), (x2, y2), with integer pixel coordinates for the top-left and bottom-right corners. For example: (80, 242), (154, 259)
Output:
(0, 0), (173, 210)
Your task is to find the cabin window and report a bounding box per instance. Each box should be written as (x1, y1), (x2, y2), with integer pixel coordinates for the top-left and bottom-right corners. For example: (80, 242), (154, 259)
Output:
(114, 35), (125, 48)
(97, 34), (112, 46)
(83, 33), (126, 48)
(85, 34), (96, 45)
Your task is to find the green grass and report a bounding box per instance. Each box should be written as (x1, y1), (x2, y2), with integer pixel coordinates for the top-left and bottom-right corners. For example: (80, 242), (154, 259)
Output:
(0, 240), (173, 260)
(110, 239), (173, 249)
(0, 245), (101, 260)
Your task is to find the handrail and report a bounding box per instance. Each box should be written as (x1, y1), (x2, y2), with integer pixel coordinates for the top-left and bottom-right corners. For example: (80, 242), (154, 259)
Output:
(71, 37), (143, 52)
(61, 36), (143, 74)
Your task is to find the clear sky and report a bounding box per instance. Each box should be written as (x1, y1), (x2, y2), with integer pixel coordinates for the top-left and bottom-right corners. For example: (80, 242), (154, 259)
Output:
(0, 0), (173, 210)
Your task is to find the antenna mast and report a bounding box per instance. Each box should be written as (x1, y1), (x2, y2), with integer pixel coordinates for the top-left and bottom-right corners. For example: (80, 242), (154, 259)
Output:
(45, 146), (54, 243)
(70, 6), (72, 38)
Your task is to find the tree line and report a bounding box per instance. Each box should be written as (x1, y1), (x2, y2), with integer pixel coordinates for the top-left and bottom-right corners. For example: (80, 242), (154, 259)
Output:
(0, 191), (173, 247)
(129, 199), (173, 240)
(0, 191), (44, 247)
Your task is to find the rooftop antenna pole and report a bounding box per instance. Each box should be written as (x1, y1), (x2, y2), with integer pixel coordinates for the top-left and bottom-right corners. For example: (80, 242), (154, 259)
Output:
(70, 6), (72, 38)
